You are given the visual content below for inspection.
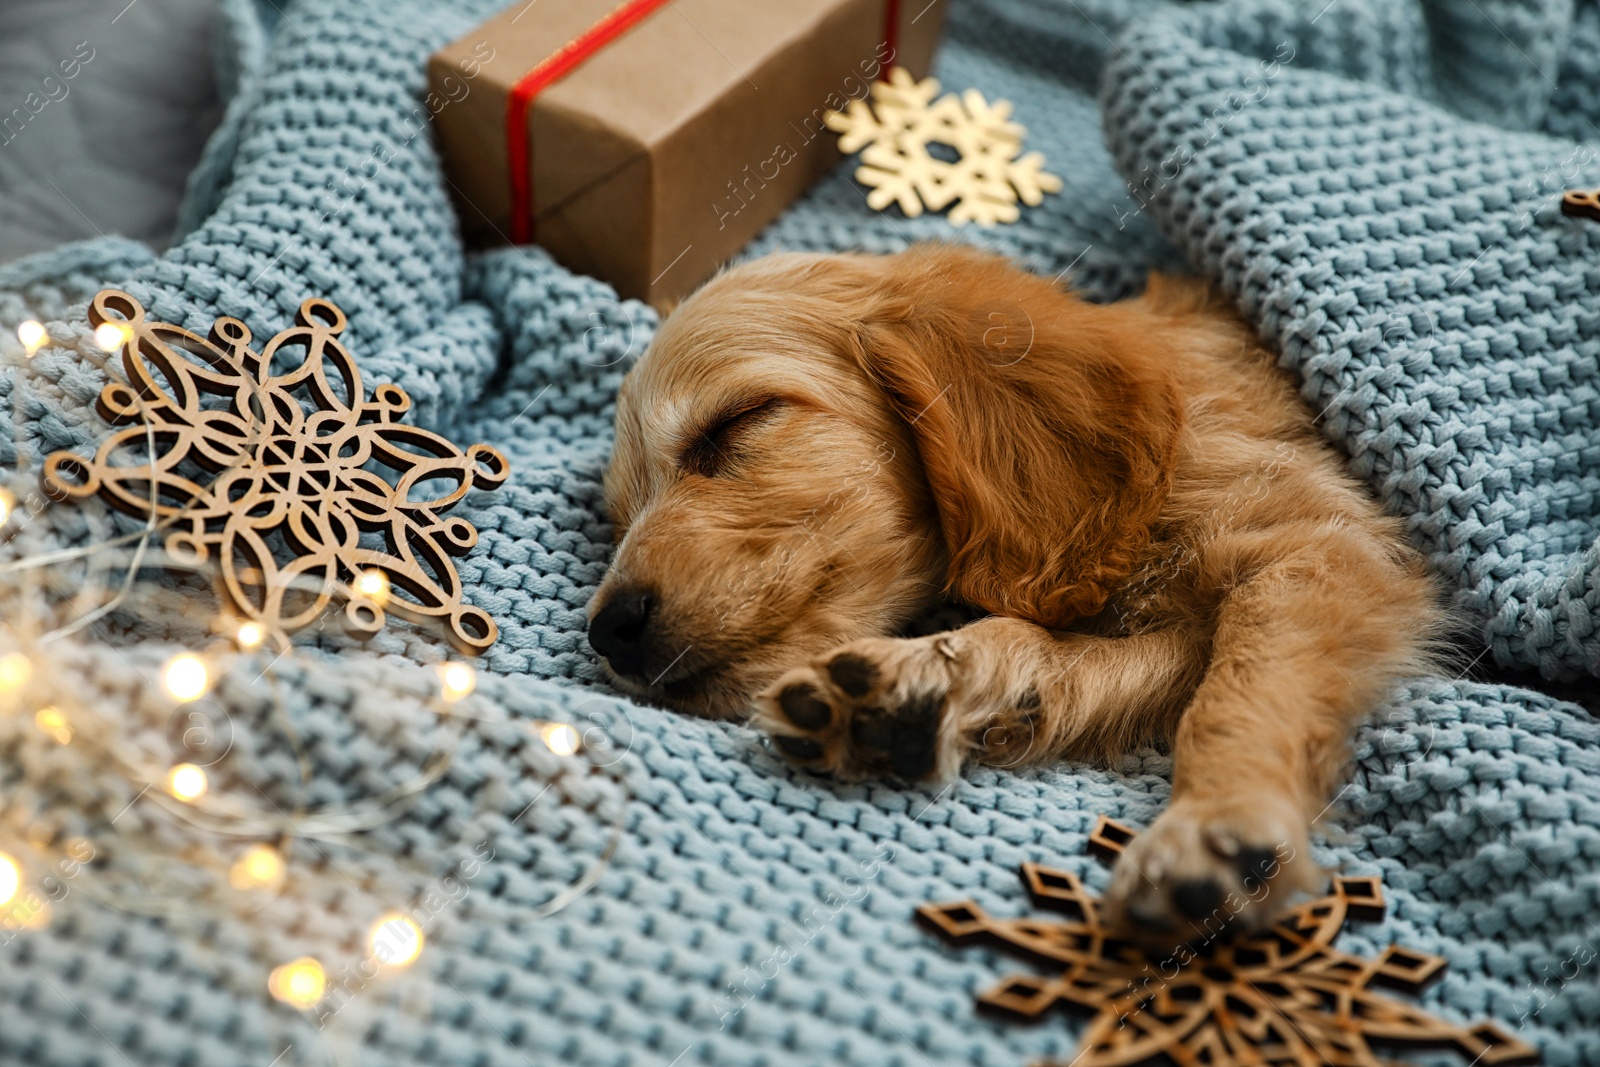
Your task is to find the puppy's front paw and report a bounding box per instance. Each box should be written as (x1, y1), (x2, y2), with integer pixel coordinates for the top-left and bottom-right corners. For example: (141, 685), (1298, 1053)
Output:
(1102, 798), (1317, 946)
(755, 635), (964, 781)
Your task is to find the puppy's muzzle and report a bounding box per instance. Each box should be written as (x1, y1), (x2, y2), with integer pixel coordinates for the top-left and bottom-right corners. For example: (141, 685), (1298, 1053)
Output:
(588, 583), (664, 681)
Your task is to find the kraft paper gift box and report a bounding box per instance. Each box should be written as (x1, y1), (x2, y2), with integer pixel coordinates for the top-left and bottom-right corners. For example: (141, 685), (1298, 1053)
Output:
(428, 0), (946, 307)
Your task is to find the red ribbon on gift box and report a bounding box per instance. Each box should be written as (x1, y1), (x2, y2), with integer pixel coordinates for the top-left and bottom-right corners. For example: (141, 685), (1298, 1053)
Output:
(504, 0), (905, 244)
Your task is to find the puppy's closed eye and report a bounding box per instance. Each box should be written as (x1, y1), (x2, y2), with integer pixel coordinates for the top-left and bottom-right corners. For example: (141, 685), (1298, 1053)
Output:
(681, 398), (783, 477)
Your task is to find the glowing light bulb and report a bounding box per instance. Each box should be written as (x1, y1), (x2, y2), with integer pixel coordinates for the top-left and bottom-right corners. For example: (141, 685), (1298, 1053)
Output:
(235, 621), (265, 650)
(268, 957), (326, 1008)
(229, 844), (285, 891)
(540, 722), (580, 756)
(165, 763), (208, 802)
(367, 913), (425, 967)
(0, 853), (19, 906)
(17, 320), (46, 357)
(353, 569), (390, 606)
(163, 653), (209, 702)
(0, 652), (32, 692)
(93, 321), (129, 351)
(34, 706), (71, 745)
(438, 661), (476, 702)
(0, 488), (11, 526)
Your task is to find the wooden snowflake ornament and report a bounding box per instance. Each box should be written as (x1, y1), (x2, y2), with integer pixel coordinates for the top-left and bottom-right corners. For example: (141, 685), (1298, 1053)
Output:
(1560, 187), (1600, 221)
(41, 290), (509, 654)
(824, 67), (1062, 225)
(917, 816), (1539, 1067)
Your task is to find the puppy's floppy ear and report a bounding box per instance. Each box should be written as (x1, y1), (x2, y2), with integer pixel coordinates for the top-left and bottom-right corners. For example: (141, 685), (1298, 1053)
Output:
(846, 245), (1183, 628)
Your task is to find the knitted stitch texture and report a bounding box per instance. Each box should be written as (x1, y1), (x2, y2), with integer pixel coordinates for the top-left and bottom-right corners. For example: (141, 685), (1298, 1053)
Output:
(0, 1), (1596, 1066)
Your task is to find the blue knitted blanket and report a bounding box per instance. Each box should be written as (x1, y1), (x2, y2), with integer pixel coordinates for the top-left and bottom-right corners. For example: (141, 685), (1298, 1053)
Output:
(1, 0), (1598, 1065)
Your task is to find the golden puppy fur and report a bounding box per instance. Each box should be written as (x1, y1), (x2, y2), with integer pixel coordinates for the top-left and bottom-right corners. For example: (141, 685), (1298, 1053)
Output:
(591, 245), (1441, 940)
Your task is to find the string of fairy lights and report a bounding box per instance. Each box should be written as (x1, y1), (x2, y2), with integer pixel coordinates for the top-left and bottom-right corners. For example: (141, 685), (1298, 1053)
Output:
(0, 310), (613, 1023)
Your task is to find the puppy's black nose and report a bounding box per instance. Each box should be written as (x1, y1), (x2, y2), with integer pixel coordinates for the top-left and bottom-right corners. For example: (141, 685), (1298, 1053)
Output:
(588, 586), (656, 678)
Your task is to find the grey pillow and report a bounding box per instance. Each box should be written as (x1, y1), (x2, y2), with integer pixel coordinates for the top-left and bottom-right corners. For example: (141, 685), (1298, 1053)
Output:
(0, 0), (223, 263)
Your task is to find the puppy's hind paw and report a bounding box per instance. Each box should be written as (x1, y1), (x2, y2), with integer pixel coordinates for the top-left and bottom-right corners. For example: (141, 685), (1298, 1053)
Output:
(754, 635), (964, 782)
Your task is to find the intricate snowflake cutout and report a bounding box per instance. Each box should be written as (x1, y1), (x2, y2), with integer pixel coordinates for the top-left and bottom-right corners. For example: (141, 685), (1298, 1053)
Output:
(823, 67), (1063, 226)
(918, 816), (1540, 1067)
(41, 290), (509, 654)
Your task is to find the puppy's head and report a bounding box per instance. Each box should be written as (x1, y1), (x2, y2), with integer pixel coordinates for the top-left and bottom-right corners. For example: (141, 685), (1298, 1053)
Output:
(590, 245), (1181, 718)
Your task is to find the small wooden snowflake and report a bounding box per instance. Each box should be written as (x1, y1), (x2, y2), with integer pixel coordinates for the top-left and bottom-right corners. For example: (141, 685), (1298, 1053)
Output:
(1560, 188), (1600, 220)
(918, 816), (1539, 1067)
(824, 67), (1063, 226)
(41, 290), (509, 654)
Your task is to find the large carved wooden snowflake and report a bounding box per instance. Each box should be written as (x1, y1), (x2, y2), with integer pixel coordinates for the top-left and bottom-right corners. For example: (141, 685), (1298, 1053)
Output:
(918, 816), (1539, 1067)
(823, 67), (1062, 226)
(41, 290), (509, 654)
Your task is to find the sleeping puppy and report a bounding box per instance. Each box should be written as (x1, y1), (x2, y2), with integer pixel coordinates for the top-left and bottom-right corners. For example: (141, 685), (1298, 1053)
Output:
(588, 244), (1440, 942)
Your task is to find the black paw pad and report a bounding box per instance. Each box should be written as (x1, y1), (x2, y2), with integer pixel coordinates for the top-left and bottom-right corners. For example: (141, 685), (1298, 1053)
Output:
(827, 653), (878, 697)
(1236, 847), (1280, 890)
(778, 683), (832, 730)
(848, 691), (943, 780)
(774, 735), (824, 761)
(1126, 900), (1176, 935)
(1172, 878), (1224, 921)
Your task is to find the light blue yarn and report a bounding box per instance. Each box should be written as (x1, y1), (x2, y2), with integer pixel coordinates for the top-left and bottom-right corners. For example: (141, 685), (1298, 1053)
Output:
(0, 1), (1597, 1065)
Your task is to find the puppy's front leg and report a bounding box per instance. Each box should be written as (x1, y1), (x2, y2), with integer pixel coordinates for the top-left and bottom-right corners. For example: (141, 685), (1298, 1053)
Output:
(1102, 526), (1435, 944)
(755, 617), (1206, 781)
